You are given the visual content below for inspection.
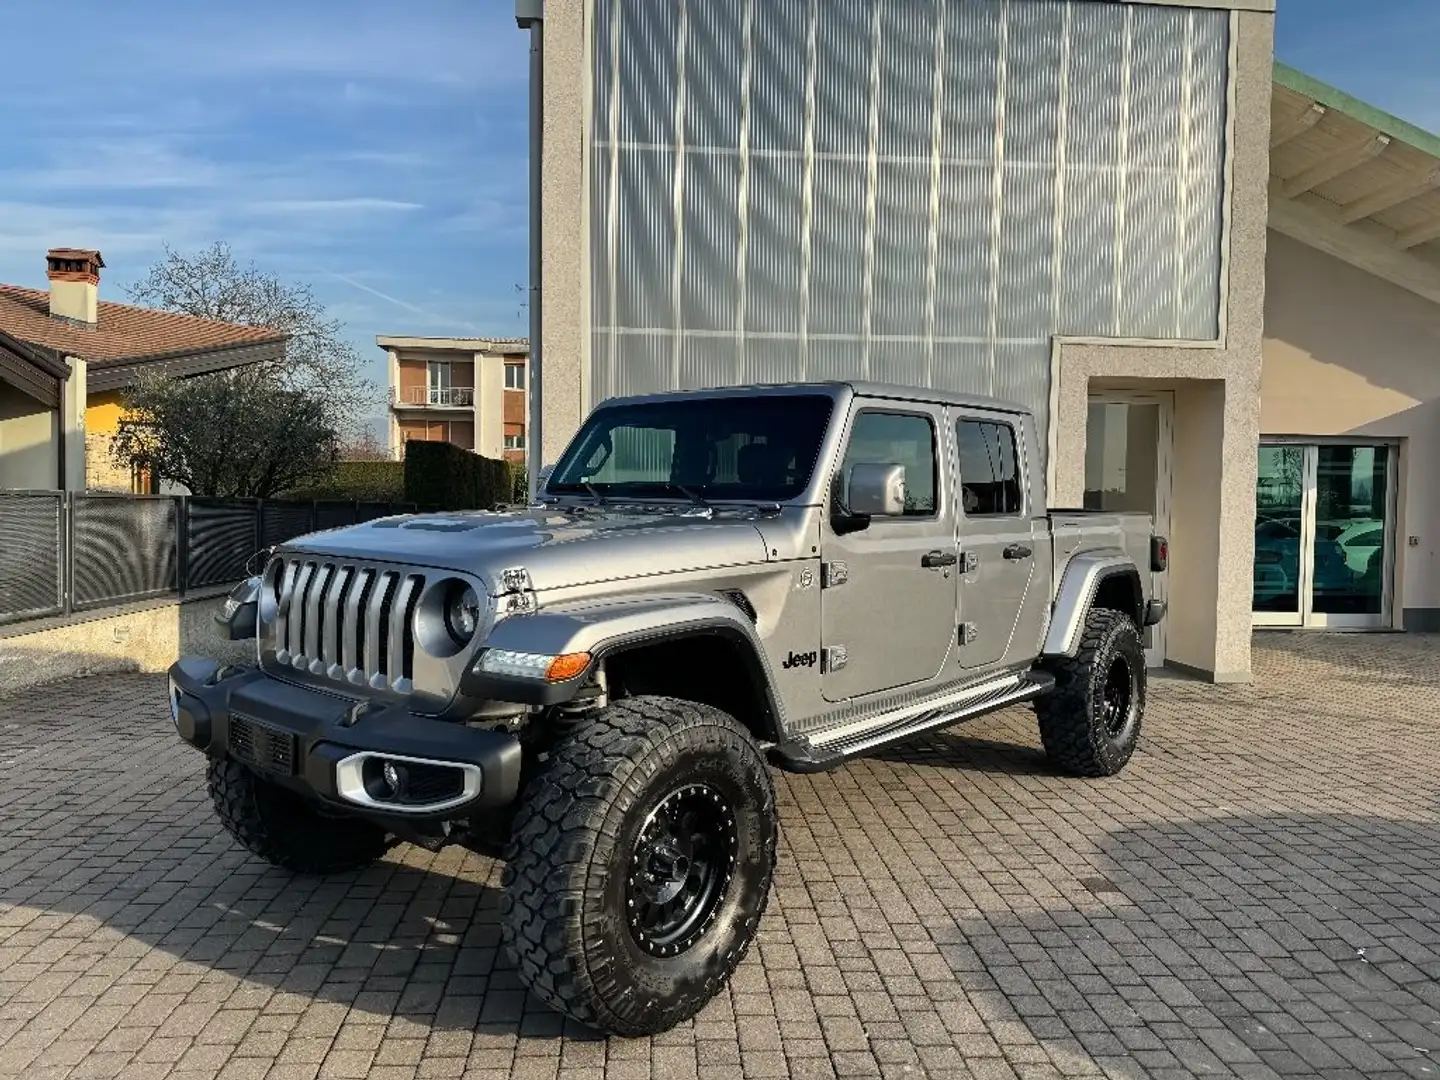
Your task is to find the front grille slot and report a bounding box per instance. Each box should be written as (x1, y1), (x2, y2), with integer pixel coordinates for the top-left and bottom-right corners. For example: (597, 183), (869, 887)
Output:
(401, 763), (465, 806)
(230, 713), (296, 777)
(271, 558), (423, 691)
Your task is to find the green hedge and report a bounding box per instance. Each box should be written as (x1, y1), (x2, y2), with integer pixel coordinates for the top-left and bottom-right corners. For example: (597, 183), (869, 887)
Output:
(283, 460), (405, 501)
(404, 442), (511, 511)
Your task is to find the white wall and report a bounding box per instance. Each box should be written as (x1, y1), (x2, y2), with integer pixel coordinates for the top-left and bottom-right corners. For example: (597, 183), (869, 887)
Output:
(1262, 230), (1440, 623)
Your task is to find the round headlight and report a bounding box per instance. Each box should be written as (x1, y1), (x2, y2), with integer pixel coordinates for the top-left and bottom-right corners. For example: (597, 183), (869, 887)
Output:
(445, 584), (482, 644)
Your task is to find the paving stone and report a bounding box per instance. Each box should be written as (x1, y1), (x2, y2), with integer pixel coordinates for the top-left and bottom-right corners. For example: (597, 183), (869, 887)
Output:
(1, 636), (1438, 1078)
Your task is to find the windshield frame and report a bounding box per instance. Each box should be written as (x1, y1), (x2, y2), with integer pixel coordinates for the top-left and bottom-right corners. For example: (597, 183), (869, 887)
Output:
(544, 387), (846, 507)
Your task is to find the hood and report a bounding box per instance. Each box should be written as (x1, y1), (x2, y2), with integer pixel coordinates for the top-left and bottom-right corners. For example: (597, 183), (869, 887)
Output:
(280, 507), (772, 594)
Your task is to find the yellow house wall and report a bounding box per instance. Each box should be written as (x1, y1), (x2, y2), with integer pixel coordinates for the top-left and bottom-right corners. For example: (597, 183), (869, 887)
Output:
(84, 390), (135, 491)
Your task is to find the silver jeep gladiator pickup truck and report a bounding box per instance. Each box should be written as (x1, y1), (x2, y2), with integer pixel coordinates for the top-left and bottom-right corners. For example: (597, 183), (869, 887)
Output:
(169, 381), (1166, 1035)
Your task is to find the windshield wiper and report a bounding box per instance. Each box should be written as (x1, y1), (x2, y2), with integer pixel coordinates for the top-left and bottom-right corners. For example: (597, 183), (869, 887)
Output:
(663, 483), (714, 511)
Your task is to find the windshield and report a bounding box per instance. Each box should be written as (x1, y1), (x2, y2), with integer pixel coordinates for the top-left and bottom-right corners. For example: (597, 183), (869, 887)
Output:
(547, 394), (834, 502)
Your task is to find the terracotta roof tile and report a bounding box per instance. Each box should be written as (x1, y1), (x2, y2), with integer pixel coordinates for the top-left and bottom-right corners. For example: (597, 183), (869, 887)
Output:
(0, 284), (286, 367)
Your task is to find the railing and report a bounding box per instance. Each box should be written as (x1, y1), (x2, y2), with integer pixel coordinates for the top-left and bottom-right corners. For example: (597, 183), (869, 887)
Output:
(0, 492), (417, 629)
(388, 386), (475, 408)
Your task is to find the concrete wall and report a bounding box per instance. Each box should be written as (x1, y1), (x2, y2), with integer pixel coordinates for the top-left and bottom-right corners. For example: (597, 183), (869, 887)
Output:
(0, 384), (59, 490)
(1051, 9), (1275, 683)
(539, 0), (587, 466)
(0, 593), (253, 697)
(1261, 230), (1440, 629)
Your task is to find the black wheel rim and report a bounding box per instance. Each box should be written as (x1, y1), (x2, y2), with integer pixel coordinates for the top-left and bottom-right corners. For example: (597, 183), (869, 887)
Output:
(1100, 656), (1134, 738)
(627, 783), (737, 958)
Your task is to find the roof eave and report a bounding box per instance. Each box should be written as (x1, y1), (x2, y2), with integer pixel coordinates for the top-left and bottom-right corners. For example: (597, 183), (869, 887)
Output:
(86, 339), (288, 394)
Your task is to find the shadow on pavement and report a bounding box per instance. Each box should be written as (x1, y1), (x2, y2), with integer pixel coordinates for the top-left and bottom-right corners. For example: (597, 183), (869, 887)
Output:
(2, 672), (1439, 1076)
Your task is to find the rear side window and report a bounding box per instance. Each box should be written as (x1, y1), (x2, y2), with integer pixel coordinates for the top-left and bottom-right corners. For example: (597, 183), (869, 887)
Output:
(957, 420), (1023, 516)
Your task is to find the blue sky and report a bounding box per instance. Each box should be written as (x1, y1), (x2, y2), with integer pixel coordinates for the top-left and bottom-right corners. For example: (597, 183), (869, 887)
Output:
(0, 0), (530, 406)
(0, 0), (1433, 411)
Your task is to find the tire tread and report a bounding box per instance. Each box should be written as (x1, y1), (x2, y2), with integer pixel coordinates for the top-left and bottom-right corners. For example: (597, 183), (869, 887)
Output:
(500, 696), (776, 1036)
(1034, 608), (1145, 778)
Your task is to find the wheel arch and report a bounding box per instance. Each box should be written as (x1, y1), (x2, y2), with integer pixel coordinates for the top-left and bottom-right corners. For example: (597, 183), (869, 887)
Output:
(472, 592), (787, 743)
(1042, 551), (1145, 659)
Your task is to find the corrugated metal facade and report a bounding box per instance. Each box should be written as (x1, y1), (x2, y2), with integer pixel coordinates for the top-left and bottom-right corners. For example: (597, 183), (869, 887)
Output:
(589, 0), (1231, 442)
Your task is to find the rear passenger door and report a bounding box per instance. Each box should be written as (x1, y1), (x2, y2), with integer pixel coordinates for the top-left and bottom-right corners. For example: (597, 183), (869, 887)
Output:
(953, 415), (1037, 670)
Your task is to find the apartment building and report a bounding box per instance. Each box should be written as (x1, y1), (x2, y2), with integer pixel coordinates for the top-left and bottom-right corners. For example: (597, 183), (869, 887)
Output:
(381, 336), (529, 463)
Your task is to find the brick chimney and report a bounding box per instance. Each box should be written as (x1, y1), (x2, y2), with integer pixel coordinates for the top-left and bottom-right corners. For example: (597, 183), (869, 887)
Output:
(46, 248), (105, 328)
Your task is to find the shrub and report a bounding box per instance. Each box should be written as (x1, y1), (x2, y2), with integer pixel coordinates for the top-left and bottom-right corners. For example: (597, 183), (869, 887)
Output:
(283, 460), (405, 502)
(404, 442), (510, 511)
(507, 460), (529, 505)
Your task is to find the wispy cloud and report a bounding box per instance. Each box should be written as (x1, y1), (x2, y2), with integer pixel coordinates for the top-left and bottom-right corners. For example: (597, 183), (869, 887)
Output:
(327, 273), (482, 333)
(249, 198), (425, 215)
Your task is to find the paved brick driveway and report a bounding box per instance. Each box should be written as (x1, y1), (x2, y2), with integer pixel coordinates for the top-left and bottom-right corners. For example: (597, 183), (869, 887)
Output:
(2, 634), (1439, 1080)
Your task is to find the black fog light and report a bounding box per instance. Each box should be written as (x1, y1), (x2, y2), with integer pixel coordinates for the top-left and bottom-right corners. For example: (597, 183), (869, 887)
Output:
(363, 758), (408, 802)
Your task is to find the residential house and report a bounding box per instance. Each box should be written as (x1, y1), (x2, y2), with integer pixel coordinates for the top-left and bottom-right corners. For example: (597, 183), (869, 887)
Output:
(0, 248), (287, 492)
(381, 336), (529, 463)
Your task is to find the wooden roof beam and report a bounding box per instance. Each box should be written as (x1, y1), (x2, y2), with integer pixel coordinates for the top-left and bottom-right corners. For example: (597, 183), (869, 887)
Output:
(1271, 102), (1327, 148)
(1282, 134), (1392, 198)
(1395, 218), (1440, 252)
(1339, 166), (1440, 224)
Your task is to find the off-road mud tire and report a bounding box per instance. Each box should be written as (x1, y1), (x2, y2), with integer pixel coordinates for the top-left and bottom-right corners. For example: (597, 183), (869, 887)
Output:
(501, 696), (777, 1036)
(1035, 608), (1146, 778)
(207, 757), (392, 873)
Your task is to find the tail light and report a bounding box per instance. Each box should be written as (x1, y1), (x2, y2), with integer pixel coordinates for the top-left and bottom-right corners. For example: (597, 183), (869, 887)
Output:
(1150, 536), (1169, 573)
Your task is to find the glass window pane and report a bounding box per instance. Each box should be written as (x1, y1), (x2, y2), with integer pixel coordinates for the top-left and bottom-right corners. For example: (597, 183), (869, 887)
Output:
(1313, 445), (1388, 616)
(957, 420), (1022, 516)
(841, 412), (937, 516)
(548, 394), (835, 501)
(1253, 446), (1305, 615)
(1083, 402), (1158, 513)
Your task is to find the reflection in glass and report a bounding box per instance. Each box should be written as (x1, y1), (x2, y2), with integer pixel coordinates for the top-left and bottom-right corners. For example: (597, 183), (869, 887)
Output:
(1313, 446), (1388, 616)
(1253, 446), (1304, 614)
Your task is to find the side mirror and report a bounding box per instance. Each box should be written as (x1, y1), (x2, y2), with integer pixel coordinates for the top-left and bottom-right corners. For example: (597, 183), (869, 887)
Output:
(848, 463), (907, 517)
(216, 576), (261, 641)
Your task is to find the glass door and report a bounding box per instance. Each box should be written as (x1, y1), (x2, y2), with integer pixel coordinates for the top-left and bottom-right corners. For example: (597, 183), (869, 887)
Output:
(1253, 446), (1309, 627)
(1253, 443), (1394, 629)
(1085, 393), (1173, 668)
(427, 361), (452, 405)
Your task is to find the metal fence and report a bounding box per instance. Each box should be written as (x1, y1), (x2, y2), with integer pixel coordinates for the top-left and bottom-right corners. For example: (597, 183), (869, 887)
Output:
(0, 492), (417, 628)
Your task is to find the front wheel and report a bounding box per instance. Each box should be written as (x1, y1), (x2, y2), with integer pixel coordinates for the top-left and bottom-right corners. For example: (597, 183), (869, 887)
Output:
(207, 758), (392, 873)
(500, 696), (777, 1036)
(1034, 608), (1146, 778)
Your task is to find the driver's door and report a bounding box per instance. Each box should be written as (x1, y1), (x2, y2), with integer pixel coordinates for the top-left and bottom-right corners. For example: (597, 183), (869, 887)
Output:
(820, 405), (958, 702)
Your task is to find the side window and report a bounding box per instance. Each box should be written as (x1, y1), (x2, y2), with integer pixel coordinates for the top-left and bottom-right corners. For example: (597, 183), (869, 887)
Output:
(839, 411), (937, 516)
(957, 420), (1023, 516)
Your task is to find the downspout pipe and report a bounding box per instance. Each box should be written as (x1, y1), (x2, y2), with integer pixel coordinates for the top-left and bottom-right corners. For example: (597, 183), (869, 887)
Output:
(516, 0), (545, 502)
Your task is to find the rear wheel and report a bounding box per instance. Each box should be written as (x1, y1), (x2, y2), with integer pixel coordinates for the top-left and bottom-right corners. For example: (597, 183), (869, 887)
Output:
(207, 758), (392, 873)
(1035, 608), (1145, 778)
(500, 696), (777, 1036)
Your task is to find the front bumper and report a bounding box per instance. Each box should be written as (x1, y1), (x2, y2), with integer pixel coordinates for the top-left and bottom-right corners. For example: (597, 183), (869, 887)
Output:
(168, 656), (523, 820)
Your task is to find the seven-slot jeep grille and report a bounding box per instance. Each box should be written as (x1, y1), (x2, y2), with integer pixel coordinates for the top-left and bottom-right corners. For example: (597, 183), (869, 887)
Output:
(270, 558), (425, 691)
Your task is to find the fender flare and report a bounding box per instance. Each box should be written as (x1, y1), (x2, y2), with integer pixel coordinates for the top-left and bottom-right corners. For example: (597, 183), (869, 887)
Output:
(1041, 551), (1144, 658)
(459, 592), (787, 735)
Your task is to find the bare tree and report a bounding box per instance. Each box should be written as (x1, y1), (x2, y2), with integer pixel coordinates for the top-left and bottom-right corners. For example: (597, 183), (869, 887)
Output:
(125, 242), (378, 435)
(337, 427), (393, 462)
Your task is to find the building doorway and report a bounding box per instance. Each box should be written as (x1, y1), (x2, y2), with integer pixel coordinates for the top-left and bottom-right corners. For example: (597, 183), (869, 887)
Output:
(1253, 442), (1396, 629)
(1084, 392), (1173, 668)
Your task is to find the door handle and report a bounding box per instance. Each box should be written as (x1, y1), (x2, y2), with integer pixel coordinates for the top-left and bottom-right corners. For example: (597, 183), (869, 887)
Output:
(922, 551), (958, 569)
(1003, 544), (1033, 561)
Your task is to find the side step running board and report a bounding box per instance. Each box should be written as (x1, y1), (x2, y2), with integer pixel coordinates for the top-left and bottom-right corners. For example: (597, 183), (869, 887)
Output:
(768, 670), (1056, 774)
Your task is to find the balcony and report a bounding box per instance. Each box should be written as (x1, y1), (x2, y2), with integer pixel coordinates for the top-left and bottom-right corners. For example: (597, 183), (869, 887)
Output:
(389, 386), (475, 409)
